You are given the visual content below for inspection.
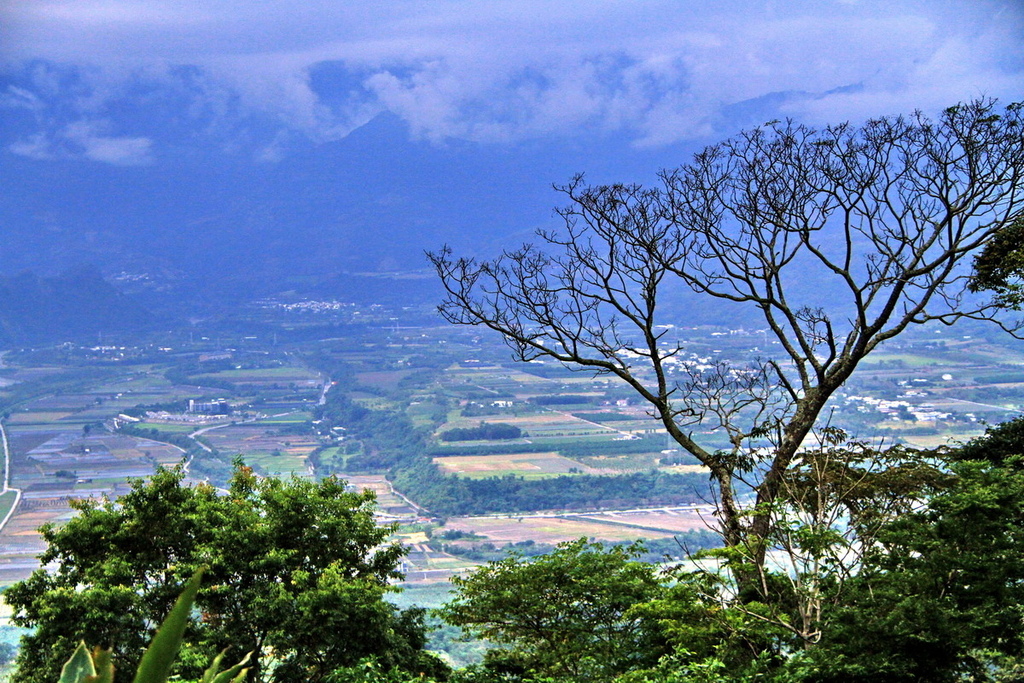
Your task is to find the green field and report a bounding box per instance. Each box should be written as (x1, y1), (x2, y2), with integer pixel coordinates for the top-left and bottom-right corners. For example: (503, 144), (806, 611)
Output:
(198, 367), (319, 380)
(0, 491), (19, 525)
(243, 452), (309, 477)
(861, 353), (942, 367)
(132, 422), (198, 434)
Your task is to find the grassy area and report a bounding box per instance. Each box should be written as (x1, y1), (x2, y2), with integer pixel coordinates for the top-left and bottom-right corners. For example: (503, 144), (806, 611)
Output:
(74, 477), (128, 491)
(243, 452), (309, 477)
(198, 367), (319, 380)
(132, 422), (198, 433)
(861, 353), (942, 367)
(0, 491), (18, 526)
(387, 582), (455, 610)
(6, 411), (75, 424)
(315, 446), (353, 470)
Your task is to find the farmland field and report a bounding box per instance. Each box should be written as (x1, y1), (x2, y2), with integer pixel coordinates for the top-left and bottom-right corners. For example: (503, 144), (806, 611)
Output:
(579, 508), (714, 534)
(355, 370), (414, 390)
(200, 367), (319, 380)
(0, 491), (18, 526)
(345, 475), (420, 516)
(442, 515), (686, 544)
(241, 451), (309, 477)
(433, 452), (594, 479)
(132, 422), (198, 433)
(6, 412), (75, 424)
(192, 367), (322, 390)
(574, 452), (664, 471)
(255, 411), (311, 424)
(201, 422), (319, 474)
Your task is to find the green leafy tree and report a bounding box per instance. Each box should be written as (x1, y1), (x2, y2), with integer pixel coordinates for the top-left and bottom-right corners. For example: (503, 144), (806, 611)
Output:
(440, 539), (665, 682)
(5, 466), (446, 683)
(739, 434), (947, 648)
(621, 569), (792, 683)
(970, 214), (1024, 310)
(798, 422), (1024, 682)
(605, 434), (951, 682)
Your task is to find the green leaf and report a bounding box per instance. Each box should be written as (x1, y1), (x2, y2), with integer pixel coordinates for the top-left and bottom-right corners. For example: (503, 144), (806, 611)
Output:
(212, 659), (251, 683)
(59, 642), (96, 683)
(84, 648), (114, 683)
(200, 649), (252, 683)
(130, 568), (205, 683)
(199, 649), (228, 683)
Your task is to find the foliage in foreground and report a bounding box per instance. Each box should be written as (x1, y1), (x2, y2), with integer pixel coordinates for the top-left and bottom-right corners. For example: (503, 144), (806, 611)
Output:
(441, 539), (665, 683)
(6, 466), (446, 683)
(56, 570), (250, 683)
(435, 420), (1024, 683)
(11, 418), (1024, 683)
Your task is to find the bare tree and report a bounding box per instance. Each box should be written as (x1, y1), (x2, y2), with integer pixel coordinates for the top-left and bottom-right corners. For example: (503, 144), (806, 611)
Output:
(428, 99), (1024, 594)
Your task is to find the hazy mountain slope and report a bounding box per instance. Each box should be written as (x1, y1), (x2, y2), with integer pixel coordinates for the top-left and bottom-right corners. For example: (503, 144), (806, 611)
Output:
(0, 113), (694, 293)
(0, 267), (154, 345)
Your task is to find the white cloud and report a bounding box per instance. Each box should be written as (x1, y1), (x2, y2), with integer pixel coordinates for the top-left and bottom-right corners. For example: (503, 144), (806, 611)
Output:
(8, 121), (154, 165)
(8, 133), (56, 160)
(66, 123), (154, 165)
(1, 0), (1021, 152)
(0, 85), (44, 111)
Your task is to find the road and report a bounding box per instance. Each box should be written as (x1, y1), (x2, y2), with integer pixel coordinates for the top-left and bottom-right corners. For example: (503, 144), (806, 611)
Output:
(545, 407), (637, 440)
(318, 378), (333, 406)
(0, 420), (23, 533)
(941, 397), (1021, 412)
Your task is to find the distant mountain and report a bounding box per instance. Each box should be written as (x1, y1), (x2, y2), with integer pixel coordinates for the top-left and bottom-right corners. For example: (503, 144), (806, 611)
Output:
(4, 101), (849, 327)
(0, 112), (701, 314)
(0, 267), (155, 346)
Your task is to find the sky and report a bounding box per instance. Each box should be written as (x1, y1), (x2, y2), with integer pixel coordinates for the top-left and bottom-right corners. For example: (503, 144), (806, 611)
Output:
(2, 0), (1022, 166)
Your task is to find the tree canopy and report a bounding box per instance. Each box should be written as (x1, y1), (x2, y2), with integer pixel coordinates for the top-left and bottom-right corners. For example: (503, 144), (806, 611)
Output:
(970, 214), (1024, 310)
(800, 423), (1024, 681)
(4, 466), (446, 683)
(440, 539), (664, 683)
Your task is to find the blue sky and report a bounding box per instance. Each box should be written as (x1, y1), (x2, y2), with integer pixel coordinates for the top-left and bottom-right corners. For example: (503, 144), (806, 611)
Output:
(1, 0), (1022, 165)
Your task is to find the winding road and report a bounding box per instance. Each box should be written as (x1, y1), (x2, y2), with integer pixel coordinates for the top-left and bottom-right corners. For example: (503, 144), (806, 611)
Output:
(0, 420), (23, 533)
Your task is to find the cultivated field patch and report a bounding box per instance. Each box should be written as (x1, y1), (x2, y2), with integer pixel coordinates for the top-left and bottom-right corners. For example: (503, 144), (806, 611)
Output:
(21, 432), (162, 481)
(0, 491), (18, 525)
(433, 452), (593, 479)
(345, 474), (418, 516)
(202, 424), (319, 469)
(443, 515), (680, 544)
(132, 422), (197, 433)
(7, 412), (75, 424)
(355, 370), (414, 391)
(241, 452), (309, 477)
(578, 508), (714, 534)
(574, 453), (664, 471)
